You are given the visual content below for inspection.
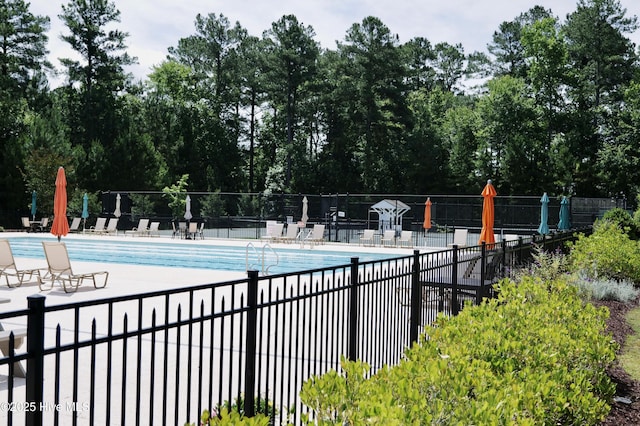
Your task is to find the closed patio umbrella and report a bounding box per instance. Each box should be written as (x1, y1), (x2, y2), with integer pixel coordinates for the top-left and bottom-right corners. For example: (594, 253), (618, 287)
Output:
(184, 195), (193, 221)
(31, 190), (37, 221)
(50, 167), (70, 241)
(301, 196), (309, 225)
(82, 193), (89, 231)
(114, 193), (121, 218)
(478, 180), (497, 246)
(558, 196), (571, 231)
(537, 192), (550, 235)
(423, 198), (432, 231)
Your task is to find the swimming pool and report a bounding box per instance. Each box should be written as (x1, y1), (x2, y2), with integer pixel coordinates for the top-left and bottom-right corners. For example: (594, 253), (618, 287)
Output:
(8, 236), (399, 274)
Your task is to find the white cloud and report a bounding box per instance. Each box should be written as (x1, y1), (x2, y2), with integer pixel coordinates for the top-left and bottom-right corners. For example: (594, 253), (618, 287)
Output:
(30, 0), (640, 86)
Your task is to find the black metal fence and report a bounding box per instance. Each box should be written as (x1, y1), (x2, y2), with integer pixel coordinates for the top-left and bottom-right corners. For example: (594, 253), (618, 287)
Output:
(0, 229), (588, 425)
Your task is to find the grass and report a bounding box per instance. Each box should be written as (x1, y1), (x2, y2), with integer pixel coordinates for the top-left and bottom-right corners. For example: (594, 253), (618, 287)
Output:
(620, 306), (640, 381)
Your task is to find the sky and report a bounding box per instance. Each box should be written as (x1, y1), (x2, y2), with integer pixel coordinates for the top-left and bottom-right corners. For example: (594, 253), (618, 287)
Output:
(29, 0), (640, 86)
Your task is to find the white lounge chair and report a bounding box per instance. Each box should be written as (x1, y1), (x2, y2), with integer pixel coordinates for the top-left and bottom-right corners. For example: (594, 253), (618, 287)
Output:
(21, 217), (31, 232)
(89, 217), (107, 234)
(360, 229), (375, 246)
(125, 218), (150, 237)
(0, 239), (42, 288)
(381, 230), (396, 247)
(279, 223), (300, 243)
(39, 242), (108, 293)
(69, 217), (82, 233)
(103, 218), (119, 235)
(448, 229), (468, 248)
(397, 230), (413, 248)
(148, 221), (160, 237)
(306, 224), (326, 245)
(262, 223), (284, 241)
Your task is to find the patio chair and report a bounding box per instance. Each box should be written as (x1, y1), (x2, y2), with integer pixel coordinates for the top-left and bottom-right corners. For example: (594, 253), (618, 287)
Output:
(148, 221), (160, 237)
(0, 239), (42, 288)
(89, 217), (107, 234)
(261, 222), (284, 241)
(69, 217), (82, 233)
(38, 241), (108, 293)
(186, 222), (198, 239)
(448, 228), (468, 248)
(397, 230), (413, 248)
(103, 218), (119, 235)
(125, 218), (150, 237)
(21, 217), (31, 232)
(197, 222), (205, 240)
(39, 217), (49, 232)
(171, 222), (179, 239)
(360, 229), (375, 246)
(306, 224), (326, 245)
(381, 230), (396, 247)
(279, 223), (300, 243)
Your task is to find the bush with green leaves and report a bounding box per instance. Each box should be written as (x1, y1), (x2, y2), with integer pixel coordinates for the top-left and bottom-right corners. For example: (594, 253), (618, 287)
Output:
(602, 207), (638, 239)
(569, 221), (640, 283)
(300, 277), (617, 425)
(184, 408), (270, 426)
(514, 243), (570, 282)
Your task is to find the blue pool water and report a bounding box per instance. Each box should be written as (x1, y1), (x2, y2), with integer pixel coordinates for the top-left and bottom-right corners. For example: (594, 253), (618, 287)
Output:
(8, 237), (397, 274)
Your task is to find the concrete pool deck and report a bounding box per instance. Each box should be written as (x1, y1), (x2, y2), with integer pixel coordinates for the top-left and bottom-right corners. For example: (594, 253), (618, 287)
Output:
(0, 231), (426, 310)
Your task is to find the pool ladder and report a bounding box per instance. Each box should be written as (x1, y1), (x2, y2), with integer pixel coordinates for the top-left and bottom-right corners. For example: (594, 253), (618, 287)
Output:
(245, 243), (279, 275)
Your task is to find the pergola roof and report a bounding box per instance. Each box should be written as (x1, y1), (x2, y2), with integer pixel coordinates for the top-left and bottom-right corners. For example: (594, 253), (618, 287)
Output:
(370, 199), (411, 217)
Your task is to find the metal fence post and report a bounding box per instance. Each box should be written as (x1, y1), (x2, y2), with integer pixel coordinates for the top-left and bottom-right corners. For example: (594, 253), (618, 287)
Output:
(452, 246), (459, 316)
(348, 257), (359, 362)
(478, 242), (486, 305)
(26, 294), (45, 426)
(244, 270), (259, 417)
(409, 250), (421, 343)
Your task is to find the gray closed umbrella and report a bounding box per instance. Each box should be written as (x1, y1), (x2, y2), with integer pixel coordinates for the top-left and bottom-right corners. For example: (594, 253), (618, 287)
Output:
(301, 196), (309, 225)
(114, 193), (121, 218)
(184, 195), (193, 221)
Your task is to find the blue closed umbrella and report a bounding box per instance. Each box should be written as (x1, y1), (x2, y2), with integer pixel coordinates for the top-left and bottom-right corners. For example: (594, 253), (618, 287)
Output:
(558, 196), (571, 231)
(537, 192), (550, 235)
(82, 193), (89, 231)
(31, 191), (37, 221)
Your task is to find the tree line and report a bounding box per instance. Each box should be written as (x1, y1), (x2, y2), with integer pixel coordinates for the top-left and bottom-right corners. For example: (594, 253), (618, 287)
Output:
(1, 0), (639, 218)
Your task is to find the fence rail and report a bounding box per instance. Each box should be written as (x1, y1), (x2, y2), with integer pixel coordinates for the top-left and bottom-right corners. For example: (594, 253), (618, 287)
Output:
(0, 228), (589, 425)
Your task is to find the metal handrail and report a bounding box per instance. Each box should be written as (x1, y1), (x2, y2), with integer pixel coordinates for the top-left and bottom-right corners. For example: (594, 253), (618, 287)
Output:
(261, 243), (279, 275)
(245, 242), (279, 275)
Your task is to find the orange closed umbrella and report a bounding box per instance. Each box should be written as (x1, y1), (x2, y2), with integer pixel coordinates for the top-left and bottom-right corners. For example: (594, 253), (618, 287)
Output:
(50, 166), (70, 241)
(478, 179), (497, 245)
(423, 198), (432, 230)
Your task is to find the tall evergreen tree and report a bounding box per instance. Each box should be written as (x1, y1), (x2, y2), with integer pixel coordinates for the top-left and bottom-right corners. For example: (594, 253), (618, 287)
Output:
(59, 0), (136, 190)
(261, 15), (319, 191)
(334, 16), (409, 192)
(563, 0), (638, 196)
(0, 0), (51, 217)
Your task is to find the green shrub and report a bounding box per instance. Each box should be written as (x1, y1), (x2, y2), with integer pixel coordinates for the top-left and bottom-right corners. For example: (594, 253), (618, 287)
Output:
(569, 221), (640, 283)
(300, 277), (617, 425)
(515, 244), (570, 282)
(184, 408), (270, 426)
(602, 207), (638, 239)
